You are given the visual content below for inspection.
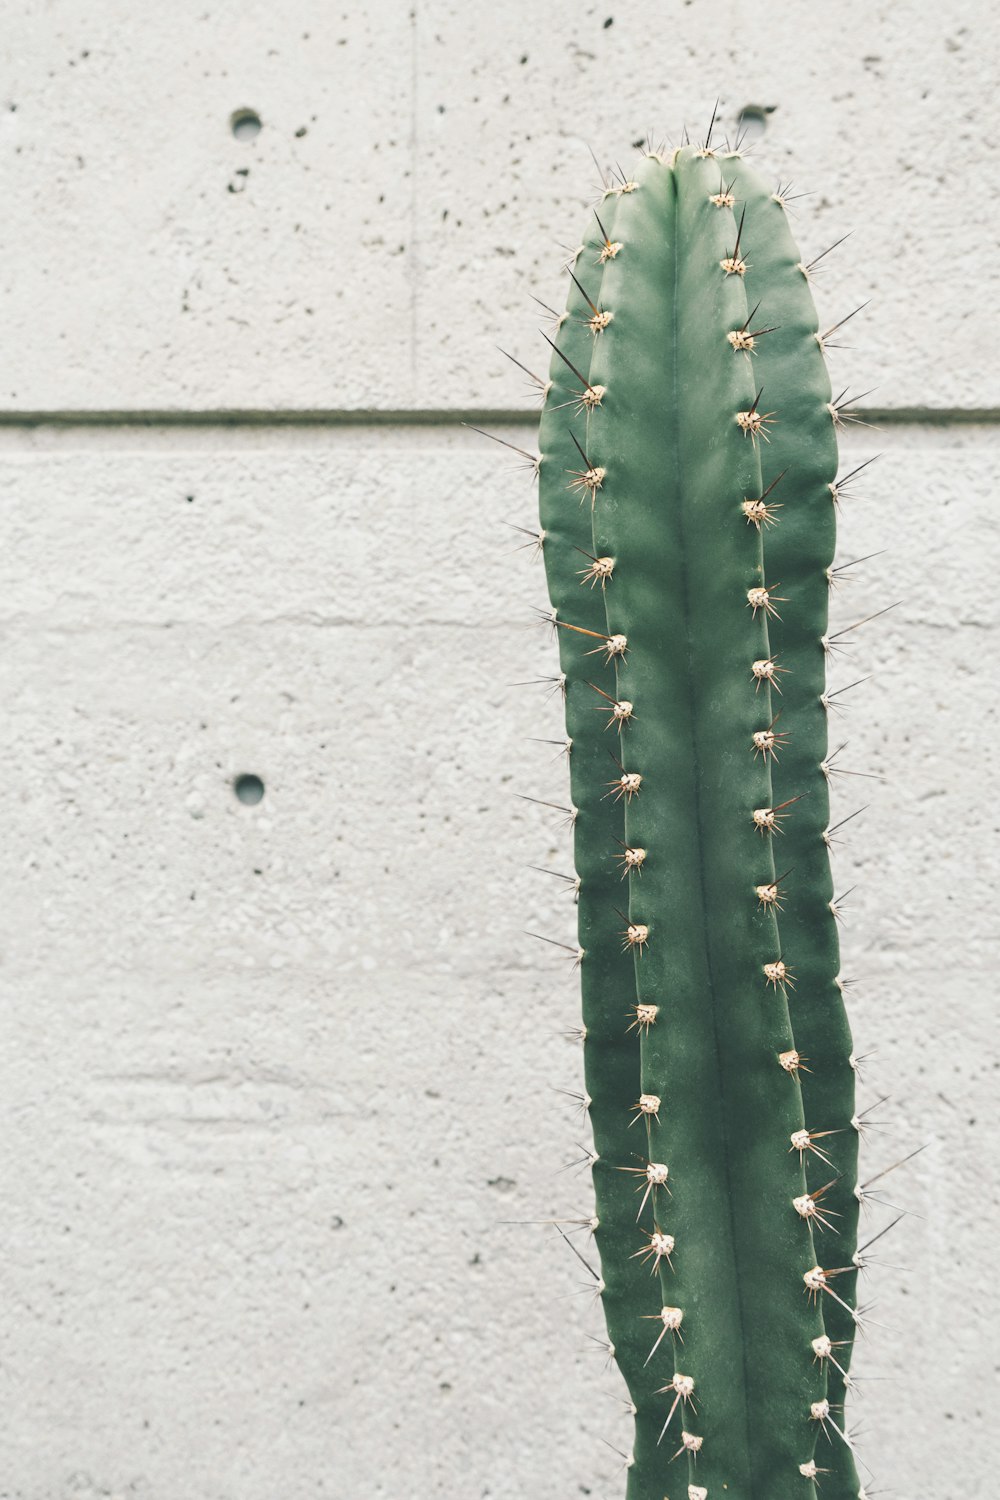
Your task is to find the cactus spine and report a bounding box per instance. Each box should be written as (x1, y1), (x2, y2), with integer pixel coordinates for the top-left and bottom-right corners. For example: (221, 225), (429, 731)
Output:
(531, 141), (872, 1498)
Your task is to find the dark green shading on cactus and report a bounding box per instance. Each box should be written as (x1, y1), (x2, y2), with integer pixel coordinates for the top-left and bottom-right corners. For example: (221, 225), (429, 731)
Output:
(528, 137), (875, 1500)
(536, 188), (675, 1500)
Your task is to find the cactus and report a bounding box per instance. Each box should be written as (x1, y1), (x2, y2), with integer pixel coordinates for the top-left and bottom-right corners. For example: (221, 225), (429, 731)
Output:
(525, 135), (879, 1498)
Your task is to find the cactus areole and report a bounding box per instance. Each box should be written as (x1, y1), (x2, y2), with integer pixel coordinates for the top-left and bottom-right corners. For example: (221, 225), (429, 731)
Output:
(532, 143), (872, 1498)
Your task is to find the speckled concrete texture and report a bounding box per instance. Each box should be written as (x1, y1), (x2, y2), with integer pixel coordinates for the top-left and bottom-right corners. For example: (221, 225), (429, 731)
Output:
(0, 435), (996, 1497)
(0, 0), (996, 411)
(0, 3), (996, 1498)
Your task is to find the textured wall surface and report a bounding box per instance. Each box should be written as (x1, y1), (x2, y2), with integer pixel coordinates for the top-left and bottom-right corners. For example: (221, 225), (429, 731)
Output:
(0, 3), (996, 1499)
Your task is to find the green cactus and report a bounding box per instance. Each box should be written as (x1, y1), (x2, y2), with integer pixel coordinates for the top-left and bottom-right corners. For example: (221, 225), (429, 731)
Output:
(721, 157), (868, 1499)
(535, 187), (673, 1492)
(528, 139), (872, 1498)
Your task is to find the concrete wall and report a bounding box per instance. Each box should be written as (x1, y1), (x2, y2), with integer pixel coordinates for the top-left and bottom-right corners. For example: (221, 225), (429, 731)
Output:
(0, 3), (995, 1497)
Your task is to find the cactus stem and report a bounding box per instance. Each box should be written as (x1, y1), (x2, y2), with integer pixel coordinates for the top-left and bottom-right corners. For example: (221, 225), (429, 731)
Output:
(567, 465), (607, 504)
(790, 1127), (840, 1167)
(755, 877), (786, 911)
(812, 1332), (852, 1384)
(810, 1398), (857, 1455)
(752, 793), (804, 834)
(576, 383), (607, 412)
(630, 1092), (661, 1125)
(603, 771), (642, 801)
(709, 176), (736, 208)
(793, 1177), (842, 1233)
(780, 1048), (812, 1075)
(610, 163), (638, 194)
(632, 1227), (676, 1271)
(621, 920), (649, 953)
(720, 205), (748, 275)
(751, 655), (787, 691)
(728, 299), (780, 354)
(747, 582), (786, 618)
(672, 1429), (704, 1461)
(567, 430), (606, 504)
(626, 1001), (659, 1034)
(539, 330), (601, 399)
(742, 465), (787, 527)
(566, 267), (615, 332)
(643, 1305), (685, 1364)
(803, 1264), (857, 1320)
(591, 633), (629, 661)
(742, 494), (781, 526)
(549, 615), (628, 660)
(574, 547), (616, 587)
(617, 1157), (670, 1210)
(751, 713), (790, 761)
(736, 387), (777, 443)
(614, 840), (647, 878)
(655, 1373), (697, 1444)
(588, 681), (635, 730)
(593, 210), (623, 264)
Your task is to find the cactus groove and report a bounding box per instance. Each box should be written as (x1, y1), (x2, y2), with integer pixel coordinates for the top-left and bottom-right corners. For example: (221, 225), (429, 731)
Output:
(532, 140), (870, 1498)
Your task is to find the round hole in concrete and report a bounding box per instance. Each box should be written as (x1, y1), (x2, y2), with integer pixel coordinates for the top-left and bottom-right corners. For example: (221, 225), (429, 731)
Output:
(233, 773), (265, 805)
(230, 108), (262, 142)
(736, 104), (771, 144)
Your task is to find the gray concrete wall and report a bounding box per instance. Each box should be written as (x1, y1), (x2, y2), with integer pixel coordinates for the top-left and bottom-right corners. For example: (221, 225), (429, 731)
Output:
(0, 3), (995, 1497)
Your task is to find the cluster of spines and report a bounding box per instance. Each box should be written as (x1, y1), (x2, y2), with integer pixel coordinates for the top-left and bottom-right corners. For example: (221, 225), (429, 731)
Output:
(490, 119), (899, 1500)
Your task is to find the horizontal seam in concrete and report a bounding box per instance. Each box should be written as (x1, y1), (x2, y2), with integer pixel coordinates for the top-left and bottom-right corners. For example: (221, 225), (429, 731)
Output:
(0, 406), (999, 428)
